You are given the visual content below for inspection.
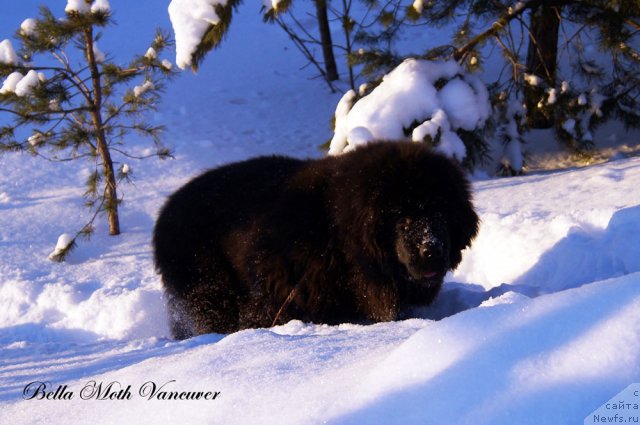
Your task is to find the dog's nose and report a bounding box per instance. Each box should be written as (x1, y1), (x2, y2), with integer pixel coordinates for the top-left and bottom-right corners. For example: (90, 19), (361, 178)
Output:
(420, 241), (443, 259)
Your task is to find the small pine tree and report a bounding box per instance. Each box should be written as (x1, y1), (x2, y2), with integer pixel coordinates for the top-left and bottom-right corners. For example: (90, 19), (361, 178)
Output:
(0, 1), (177, 260)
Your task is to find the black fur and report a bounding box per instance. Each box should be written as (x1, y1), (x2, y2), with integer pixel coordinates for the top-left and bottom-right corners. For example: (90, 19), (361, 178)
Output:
(153, 142), (479, 338)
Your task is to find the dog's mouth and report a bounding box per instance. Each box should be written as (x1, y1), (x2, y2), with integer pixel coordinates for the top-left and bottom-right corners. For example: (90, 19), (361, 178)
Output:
(422, 270), (438, 279)
(403, 266), (445, 286)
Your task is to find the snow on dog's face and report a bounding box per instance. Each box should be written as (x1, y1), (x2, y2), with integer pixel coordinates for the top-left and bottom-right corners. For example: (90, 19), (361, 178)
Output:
(395, 214), (450, 287)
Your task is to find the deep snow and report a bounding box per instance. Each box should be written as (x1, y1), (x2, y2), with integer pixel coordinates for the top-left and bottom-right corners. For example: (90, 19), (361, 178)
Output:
(1, 1), (640, 425)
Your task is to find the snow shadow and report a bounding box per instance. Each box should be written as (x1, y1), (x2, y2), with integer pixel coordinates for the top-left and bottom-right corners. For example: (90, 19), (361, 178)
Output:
(513, 205), (640, 292)
(326, 275), (638, 425)
(416, 282), (539, 321)
(0, 329), (224, 402)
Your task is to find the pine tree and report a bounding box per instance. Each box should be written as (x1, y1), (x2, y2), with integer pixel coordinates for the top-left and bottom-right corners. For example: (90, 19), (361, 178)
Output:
(0, 1), (176, 260)
(404, 0), (640, 169)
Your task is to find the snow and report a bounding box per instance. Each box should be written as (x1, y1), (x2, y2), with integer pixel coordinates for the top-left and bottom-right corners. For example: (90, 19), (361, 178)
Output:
(328, 59), (490, 159)
(0, 39), (19, 65)
(161, 59), (173, 70)
(133, 80), (154, 97)
(168, 0), (229, 69)
(413, 0), (425, 14)
(91, 0), (110, 14)
(328, 89), (357, 155)
(144, 47), (157, 60)
(47, 233), (74, 260)
(20, 18), (37, 37)
(1, 1), (640, 424)
(92, 42), (105, 63)
(562, 118), (576, 136)
(502, 137), (523, 171)
(28, 132), (45, 147)
(262, 0), (286, 12)
(578, 93), (588, 106)
(523, 73), (542, 86)
(14, 70), (40, 97)
(547, 87), (557, 104)
(65, 0), (90, 14)
(0, 71), (24, 94)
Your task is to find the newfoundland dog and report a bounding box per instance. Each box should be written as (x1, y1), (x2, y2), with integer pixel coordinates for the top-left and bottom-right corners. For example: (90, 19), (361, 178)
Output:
(153, 141), (479, 338)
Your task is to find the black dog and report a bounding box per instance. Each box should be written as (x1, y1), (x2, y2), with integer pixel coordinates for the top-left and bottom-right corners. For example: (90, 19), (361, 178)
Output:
(153, 141), (479, 338)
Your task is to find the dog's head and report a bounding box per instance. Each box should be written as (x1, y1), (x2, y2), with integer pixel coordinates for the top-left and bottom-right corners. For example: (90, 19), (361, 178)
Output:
(394, 214), (450, 289)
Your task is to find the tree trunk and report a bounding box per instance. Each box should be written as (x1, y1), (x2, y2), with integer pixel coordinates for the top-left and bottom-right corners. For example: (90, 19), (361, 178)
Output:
(315, 0), (339, 81)
(85, 28), (120, 236)
(524, 4), (561, 128)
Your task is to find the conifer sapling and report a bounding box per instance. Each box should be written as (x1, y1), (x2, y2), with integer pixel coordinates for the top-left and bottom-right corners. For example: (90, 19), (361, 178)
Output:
(0, 1), (177, 261)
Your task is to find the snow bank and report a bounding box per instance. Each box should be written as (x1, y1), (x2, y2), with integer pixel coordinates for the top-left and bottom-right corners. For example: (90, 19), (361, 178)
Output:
(1, 274), (638, 424)
(328, 59), (491, 160)
(454, 158), (640, 291)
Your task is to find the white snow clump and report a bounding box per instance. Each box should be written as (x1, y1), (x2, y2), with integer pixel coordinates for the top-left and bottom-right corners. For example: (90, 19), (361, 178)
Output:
(28, 132), (45, 147)
(547, 88), (557, 105)
(0, 72), (24, 95)
(91, 0), (110, 13)
(65, 0), (91, 14)
(134, 80), (154, 97)
(92, 42), (106, 63)
(20, 19), (37, 37)
(412, 0), (425, 14)
(48, 233), (74, 261)
(1, 70), (42, 97)
(65, 0), (110, 15)
(523, 73), (542, 86)
(145, 47), (157, 60)
(0, 39), (19, 65)
(328, 58), (490, 161)
(578, 93), (588, 106)
(262, 0), (286, 12)
(168, 0), (229, 69)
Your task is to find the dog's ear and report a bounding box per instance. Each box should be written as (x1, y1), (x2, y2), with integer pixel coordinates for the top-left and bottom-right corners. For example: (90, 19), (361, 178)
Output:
(448, 204), (479, 270)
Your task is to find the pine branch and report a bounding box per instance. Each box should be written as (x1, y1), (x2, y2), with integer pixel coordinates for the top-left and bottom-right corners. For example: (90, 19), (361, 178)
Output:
(273, 16), (337, 92)
(453, 0), (545, 62)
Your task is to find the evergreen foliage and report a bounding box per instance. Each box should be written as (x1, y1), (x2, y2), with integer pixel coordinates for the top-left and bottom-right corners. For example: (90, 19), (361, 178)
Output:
(414, 0), (640, 167)
(189, 0), (242, 72)
(171, 0), (638, 173)
(0, 2), (177, 260)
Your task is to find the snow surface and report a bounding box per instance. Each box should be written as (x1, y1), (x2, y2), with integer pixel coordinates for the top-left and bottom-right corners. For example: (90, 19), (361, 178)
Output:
(1, 1), (640, 424)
